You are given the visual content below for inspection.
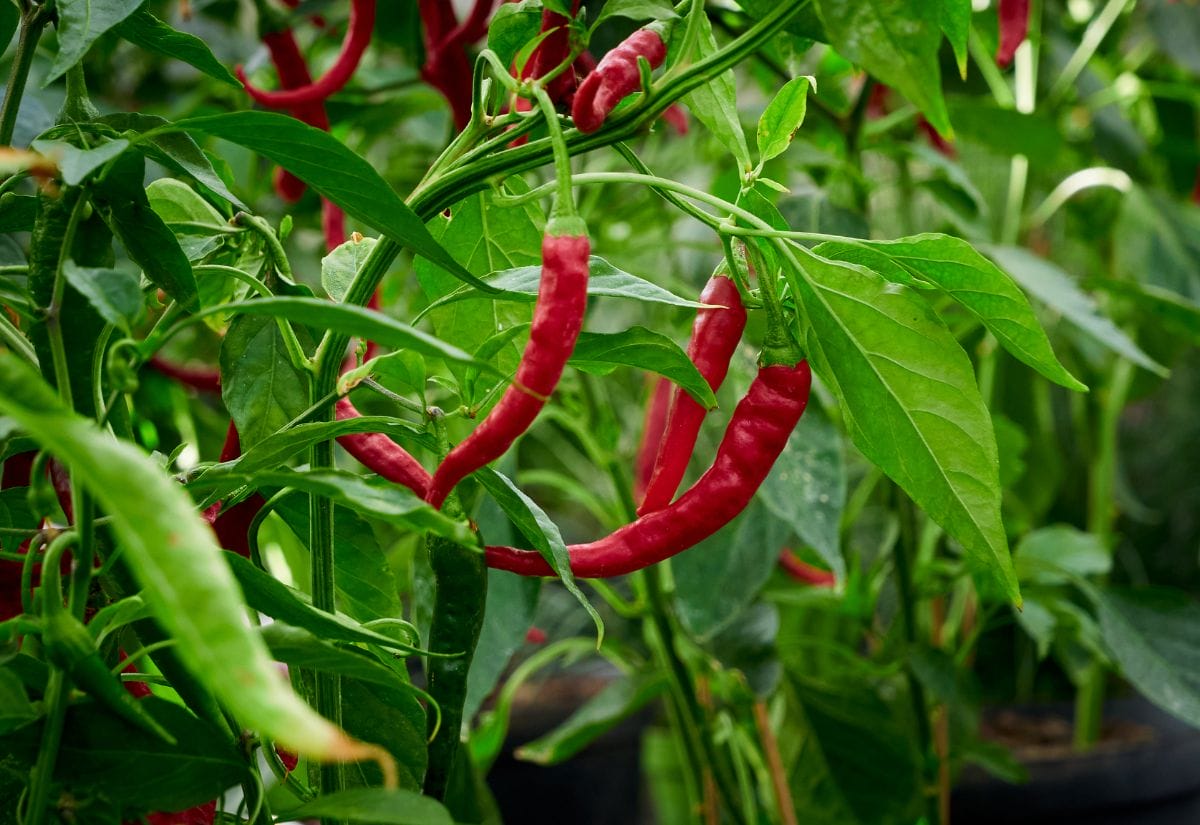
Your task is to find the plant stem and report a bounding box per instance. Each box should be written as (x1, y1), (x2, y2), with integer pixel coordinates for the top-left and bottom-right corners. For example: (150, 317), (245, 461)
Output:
(0, 7), (47, 146)
(24, 670), (68, 825)
(1047, 0), (1129, 105)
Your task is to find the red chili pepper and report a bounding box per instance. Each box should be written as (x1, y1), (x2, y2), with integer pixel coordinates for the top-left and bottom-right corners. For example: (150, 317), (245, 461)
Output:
(434, 0), (498, 55)
(1191, 166), (1200, 204)
(778, 550), (835, 587)
(996, 0), (1030, 69)
(419, 0), (497, 129)
(202, 423), (264, 559)
(638, 273), (747, 516)
(238, 0), (377, 107)
(571, 28), (667, 134)
(917, 116), (956, 158)
(634, 377), (672, 502)
(334, 397), (432, 498)
(425, 224), (590, 509)
(1, 451), (34, 489)
(145, 801), (217, 825)
(258, 28), (330, 202)
(486, 360), (812, 578)
(147, 356), (221, 394)
(521, 1), (579, 103)
(660, 103), (689, 135)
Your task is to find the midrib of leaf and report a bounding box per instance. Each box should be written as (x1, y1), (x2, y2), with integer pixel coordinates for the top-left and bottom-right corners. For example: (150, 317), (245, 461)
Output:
(788, 247), (1011, 592)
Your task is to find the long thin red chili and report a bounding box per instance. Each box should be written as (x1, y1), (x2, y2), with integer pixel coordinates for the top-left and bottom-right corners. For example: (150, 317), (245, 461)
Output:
(334, 397), (432, 498)
(571, 28), (667, 133)
(638, 273), (747, 516)
(435, 0), (497, 55)
(996, 0), (1030, 69)
(425, 226), (590, 509)
(778, 550), (835, 587)
(147, 355), (221, 394)
(522, 2), (579, 103)
(203, 423), (264, 559)
(486, 360), (812, 578)
(238, 0), (377, 107)
(634, 377), (672, 502)
(260, 28), (329, 202)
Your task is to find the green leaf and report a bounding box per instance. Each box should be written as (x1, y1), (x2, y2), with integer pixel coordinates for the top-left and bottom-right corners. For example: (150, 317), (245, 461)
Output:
(324, 235), (378, 302)
(46, 0), (143, 82)
(1113, 186), (1200, 301)
(516, 673), (666, 765)
(113, 8), (241, 87)
(145, 177), (225, 225)
(215, 297), (482, 368)
(475, 468), (604, 641)
(487, 1), (543, 68)
(757, 76), (815, 164)
(220, 314), (309, 450)
(420, 255), (708, 319)
(224, 553), (421, 652)
(814, 0), (951, 135)
(946, 98), (1064, 162)
(210, 469), (475, 545)
(983, 245), (1167, 377)
(30, 138), (130, 186)
(758, 400), (846, 579)
(569, 327), (717, 409)
(95, 153), (199, 312)
(0, 354), (358, 761)
(785, 246), (1018, 602)
(818, 235), (1087, 391)
(0, 488), (39, 555)
(939, 0), (971, 77)
(167, 112), (492, 292)
(278, 789), (453, 825)
(61, 261), (142, 333)
(340, 677), (429, 793)
(594, 0), (678, 26)
(682, 12), (752, 169)
(0, 668), (39, 734)
(1014, 525), (1110, 586)
(784, 676), (924, 825)
(1096, 587), (1200, 728)
(462, 570), (540, 725)
(261, 623), (409, 689)
(673, 498), (792, 639)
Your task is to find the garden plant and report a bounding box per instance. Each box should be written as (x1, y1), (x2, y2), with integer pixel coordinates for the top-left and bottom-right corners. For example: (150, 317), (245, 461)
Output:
(0, 0), (1198, 823)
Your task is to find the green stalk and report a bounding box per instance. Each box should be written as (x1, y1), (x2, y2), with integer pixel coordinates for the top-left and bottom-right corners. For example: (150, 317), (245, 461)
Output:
(0, 6), (47, 146)
(1047, 0), (1130, 105)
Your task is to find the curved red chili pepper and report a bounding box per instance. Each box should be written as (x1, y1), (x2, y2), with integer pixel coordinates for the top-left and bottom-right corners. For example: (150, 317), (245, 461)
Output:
(638, 273), (747, 516)
(996, 0), (1030, 69)
(238, 0), (377, 108)
(202, 423), (264, 559)
(778, 550), (835, 587)
(334, 397), (432, 498)
(147, 356), (221, 394)
(425, 227), (590, 509)
(522, 1), (580, 103)
(634, 377), (672, 502)
(486, 360), (811, 578)
(571, 28), (667, 134)
(259, 28), (330, 202)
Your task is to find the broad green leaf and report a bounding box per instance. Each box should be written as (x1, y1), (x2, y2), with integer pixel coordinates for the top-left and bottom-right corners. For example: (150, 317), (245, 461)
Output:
(706, 602), (783, 697)
(0, 354), (356, 761)
(341, 677), (429, 793)
(983, 245), (1167, 376)
(215, 297), (481, 368)
(1014, 525), (1110, 586)
(61, 262), (142, 333)
(1096, 588), (1200, 728)
(594, 0), (677, 25)
(220, 314), (309, 450)
(946, 98), (1064, 162)
(168, 112), (493, 293)
(30, 138), (129, 186)
(784, 676), (924, 825)
(784, 246), (1018, 602)
(939, 0), (970, 77)
(46, 0), (143, 82)
(0, 669), (39, 734)
(420, 256), (708, 319)
(341, 350), (429, 397)
(682, 13), (752, 169)
(758, 400), (846, 579)
(487, 1), (543, 68)
(815, 0), (951, 135)
(324, 235), (378, 302)
(208, 469), (475, 545)
(95, 153), (199, 312)
(274, 497), (404, 622)
(516, 673), (666, 765)
(757, 76), (815, 164)
(279, 789), (453, 825)
(114, 8), (241, 87)
(673, 498), (792, 639)
(224, 553), (420, 653)
(145, 177), (225, 225)
(569, 327), (717, 409)
(818, 235), (1087, 391)
(475, 468), (603, 641)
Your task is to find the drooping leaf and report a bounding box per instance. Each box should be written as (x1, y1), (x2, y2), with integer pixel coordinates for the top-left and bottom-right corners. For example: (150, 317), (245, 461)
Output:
(30, 137), (129, 186)
(939, 0), (971, 77)
(46, 0), (143, 82)
(220, 314), (309, 450)
(569, 327), (717, 408)
(61, 262), (142, 333)
(1014, 525), (1110, 586)
(682, 12), (752, 169)
(114, 8), (241, 87)
(278, 789), (453, 825)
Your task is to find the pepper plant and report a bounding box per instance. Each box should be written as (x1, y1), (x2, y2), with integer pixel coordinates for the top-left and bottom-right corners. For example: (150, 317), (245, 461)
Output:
(0, 1), (1197, 824)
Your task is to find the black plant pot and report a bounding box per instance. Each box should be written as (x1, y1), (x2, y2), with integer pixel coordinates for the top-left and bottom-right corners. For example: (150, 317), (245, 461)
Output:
(486, 676), (650, 825)
(952, 698), (1200, 824)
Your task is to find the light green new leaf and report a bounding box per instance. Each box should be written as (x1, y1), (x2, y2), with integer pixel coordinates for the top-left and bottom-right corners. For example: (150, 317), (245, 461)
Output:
(30, 138), (129, 186)
(817, 235), (1087, 391)
(757, 76), (815, 164)
(324, 236), (378, 302)
(783, 246), (1018, 602)
(0, 354), (370, 763)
